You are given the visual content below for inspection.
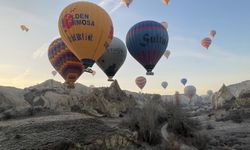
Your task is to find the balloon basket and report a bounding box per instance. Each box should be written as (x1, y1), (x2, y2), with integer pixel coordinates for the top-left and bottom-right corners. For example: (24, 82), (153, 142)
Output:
(146, 72), (154, 75)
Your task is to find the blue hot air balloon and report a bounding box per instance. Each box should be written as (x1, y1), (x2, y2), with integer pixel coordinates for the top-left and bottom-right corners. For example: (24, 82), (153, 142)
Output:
(126, 20), (169, 75)
(181, 78), (187, 86)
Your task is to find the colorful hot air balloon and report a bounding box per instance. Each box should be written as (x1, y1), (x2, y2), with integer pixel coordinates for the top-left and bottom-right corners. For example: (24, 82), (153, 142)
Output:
(161, 22), (168, 30)
(184, 85), (196, 101)
(161, 81), (168, 89)
(162, 0), (170, 5)
(20, 25), (29, 32)
(97, 37), (127, 81)
(120, 0), (133, 7)
(181, 78), (187, 86)
(164, 50), (171, 59)
(126, 20), (169, 75)
(135, 76), (146, 90)
(209, 30), (216, 38)
(201, 37), (212, 49)
(58, 1), (113, 73)
(51, 70), (57, 77)
(48, 38), (84, 89)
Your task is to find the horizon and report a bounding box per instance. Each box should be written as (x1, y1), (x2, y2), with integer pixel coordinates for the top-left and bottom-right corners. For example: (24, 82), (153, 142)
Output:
(0, 0), (250, 95)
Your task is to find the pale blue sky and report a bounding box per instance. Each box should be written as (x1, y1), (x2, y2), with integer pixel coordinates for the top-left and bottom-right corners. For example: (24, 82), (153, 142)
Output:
(0, 0), (249, 95)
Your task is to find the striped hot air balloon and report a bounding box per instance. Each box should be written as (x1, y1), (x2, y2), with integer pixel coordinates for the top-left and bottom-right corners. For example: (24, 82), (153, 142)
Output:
(135, 76), (147, 90)
(201, 37), (212, 49)
(48, 38), (84, 89)
(126, 20), (169, 75)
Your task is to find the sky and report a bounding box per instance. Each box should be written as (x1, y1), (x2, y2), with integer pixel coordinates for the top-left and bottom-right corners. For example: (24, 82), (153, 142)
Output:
(0, 0), (249, 95)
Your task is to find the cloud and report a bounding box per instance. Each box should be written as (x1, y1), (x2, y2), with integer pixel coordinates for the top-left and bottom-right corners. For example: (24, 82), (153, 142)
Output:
(32, 43), (49, 59)
(98, 0), (122, 14)
(32, 37), (58, 60)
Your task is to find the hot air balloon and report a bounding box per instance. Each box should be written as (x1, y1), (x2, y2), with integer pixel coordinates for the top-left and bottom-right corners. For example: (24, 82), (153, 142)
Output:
(135, 76), (146, 90)
(181, 78), (187, 86)
(97, 37), (127, 81)
(51, 70), (57, 77)
(161, 81), (168, 89)
(20, 25), (29, 32)
(48, 38), (84, 89)
(161, 21), (168, 30)
(209, 30), (216, 38)
(58, 1), (113, 73)
(201, 37), (212, 49)
(162, 0), (170, 5)
(126, 20), (169, 75)
(164, 50), (171, 59)
(184, 85), (196, 102)
(207, 90), (213, 96)
(121, 0), (133, 7)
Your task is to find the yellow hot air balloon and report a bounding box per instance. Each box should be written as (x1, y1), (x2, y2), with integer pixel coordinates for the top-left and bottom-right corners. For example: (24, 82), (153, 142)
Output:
(162, 0), (170, 5)
(58, 2), (113, 73)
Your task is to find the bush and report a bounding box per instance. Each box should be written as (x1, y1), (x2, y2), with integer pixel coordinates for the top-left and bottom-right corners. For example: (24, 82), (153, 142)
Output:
(121, 99), (165, 145)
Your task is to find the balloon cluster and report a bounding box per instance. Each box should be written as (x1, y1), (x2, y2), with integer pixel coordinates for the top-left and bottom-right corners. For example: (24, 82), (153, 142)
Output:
(48, 1), (171, 89)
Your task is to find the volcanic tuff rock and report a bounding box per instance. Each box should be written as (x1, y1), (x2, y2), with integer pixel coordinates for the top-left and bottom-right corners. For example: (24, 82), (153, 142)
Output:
(212, 84), (236, 110)
(78, 80), (136, 117)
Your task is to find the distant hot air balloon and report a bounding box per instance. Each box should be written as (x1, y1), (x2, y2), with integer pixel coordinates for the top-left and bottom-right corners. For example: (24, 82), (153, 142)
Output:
(201, 37), (212, 49)
(121, 0), (133, 7)
(58, 1), (113, 73)
(51, 70), (57, 77)
(184, 85), (196, 102)
(20, 25), (29, 32)
(135, 76), (146, 90)
(164, 50), (171, 59)
(48, 38), (84, 89)
(161, 81), (168, 89)
(181, 78), (187, 86)
(161, 22), (168, 30)
(207, 90), (213, 96)
(126, 20), (169, 75)
(209, 30), (216, 38)
(97, 37), (127, 81)
(162, 0), (170, 5)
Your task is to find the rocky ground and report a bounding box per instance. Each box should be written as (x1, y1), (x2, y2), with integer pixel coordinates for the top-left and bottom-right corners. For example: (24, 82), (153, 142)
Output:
(0, 113), (139, 150)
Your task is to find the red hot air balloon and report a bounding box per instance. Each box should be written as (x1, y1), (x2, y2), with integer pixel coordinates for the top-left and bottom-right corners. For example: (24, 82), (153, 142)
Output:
(48, 38), (84, 89)
(201, 37), (212, 49)
(135, 76), (147, 90)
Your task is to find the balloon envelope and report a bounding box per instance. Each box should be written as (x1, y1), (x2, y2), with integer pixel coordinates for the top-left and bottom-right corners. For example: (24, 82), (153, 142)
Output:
(181, 78), (187, 86)
(164, 50), (170, 59)
(207, 90), (213, 96)
(126, 20), (169, 75)
(201, 37), (212, 49)
(58, 2), (113, 69)
(20, 25), (29, 32)
(97, 37), (127, 81)
(162, 0), (170, 5)
(120, 0), (133, 7)
(161, 81), (168, 89)
(48, 38), (84, 88)
(209, 30), (216, 38)
(51, 70), (57, 77)
(135, 76), (146, 90)
(184, 85), (196, 100)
